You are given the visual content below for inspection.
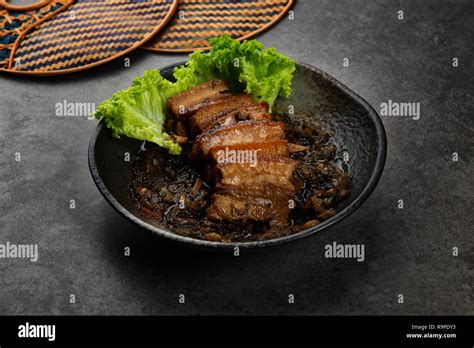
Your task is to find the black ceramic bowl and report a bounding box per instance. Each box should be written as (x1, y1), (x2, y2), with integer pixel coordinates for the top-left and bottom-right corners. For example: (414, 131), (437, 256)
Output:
(88, 61), (386, 250)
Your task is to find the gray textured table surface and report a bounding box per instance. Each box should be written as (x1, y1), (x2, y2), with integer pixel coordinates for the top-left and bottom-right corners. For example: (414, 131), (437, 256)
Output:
(1, 0), (472, 315)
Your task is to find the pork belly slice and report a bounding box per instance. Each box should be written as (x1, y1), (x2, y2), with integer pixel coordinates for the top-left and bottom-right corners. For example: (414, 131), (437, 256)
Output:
(214, 155), (297, 191)
(167, 80), (230, 118)
(207, 194), (288, 223)
(188, 94), (254, 135)
(217, 183), (294, 198)
(208, 140), (289, 163)
(192, 120), (286, 160)
(288, 143), (309, 153)
(203, 113), (237, 134)
(234, 103), (272, 122)
(201, 142), (290, 185)
(206, 185), (294, 224)
(200, 102), (273, 135)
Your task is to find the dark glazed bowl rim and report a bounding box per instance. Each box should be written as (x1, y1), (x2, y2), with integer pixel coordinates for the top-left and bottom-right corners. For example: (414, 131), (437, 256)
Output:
(88, 61), (387, 250)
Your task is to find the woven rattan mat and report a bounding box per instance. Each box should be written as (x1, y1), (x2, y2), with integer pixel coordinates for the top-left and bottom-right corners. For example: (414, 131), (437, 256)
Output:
(0, 0), (177, 75)
(144, 0), (293, 53)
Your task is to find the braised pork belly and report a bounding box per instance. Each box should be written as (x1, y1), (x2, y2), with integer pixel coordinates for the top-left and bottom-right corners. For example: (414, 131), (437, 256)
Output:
(188, 94), (254, 135)
(165, 80), (300, 225)
(192, 120), (286, 159)
(214, 155), (297, 191)
(132, 80), (351, 242)
(208, 140), (289, 163)
(167, 80), (231, 118)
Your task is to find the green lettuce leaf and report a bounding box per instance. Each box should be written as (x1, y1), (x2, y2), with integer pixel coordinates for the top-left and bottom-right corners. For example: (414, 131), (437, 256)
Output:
(174, 35), (296, 109)
(95, 70), (182, 155)
(95, 35), (295, 155)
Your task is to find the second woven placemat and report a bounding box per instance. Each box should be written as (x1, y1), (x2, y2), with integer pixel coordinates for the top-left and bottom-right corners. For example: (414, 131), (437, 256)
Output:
(144, 0), (293, 53)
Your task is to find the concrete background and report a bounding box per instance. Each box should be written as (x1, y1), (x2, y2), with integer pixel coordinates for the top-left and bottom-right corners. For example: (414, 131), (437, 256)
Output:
(0, 0), (472, 315)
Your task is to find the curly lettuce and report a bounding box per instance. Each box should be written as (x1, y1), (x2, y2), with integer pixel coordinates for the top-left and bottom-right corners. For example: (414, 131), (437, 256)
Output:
(95, 35), (295, 155)
(175, 35), (296, 108)
(94, 70), (185, 155)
